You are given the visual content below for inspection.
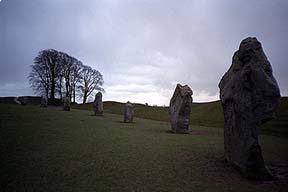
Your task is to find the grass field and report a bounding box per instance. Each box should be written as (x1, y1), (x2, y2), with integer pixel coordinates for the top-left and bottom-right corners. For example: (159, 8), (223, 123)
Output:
(75, 97), (288, 137)
(1, 104), (288, 191)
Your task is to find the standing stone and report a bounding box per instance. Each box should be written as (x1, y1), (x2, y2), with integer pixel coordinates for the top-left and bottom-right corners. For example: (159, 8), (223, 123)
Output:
(123, 101), (134, 123)
(14, 97), (21, 105)
(40, 96), (48, 107)
(93, 92), (103, 116)
(219, 37), (280, 180)
(63, 96), (71, 111)
(15, 96), (28, 105)
(169, 84), (193, 134)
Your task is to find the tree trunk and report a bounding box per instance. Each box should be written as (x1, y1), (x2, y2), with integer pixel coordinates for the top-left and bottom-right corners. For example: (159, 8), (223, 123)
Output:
(50, 79), (55, 104)
(83, 91), (87, 104)
(50, 64), (55, 104)
(73, 86), (76, 103)
(59, 79), (63, 100)
(66, 81), (70, 97)
(46, 87), (49, 100)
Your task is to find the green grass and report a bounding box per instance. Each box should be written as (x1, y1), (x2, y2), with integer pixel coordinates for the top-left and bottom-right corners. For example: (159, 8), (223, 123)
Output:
(74, 97), (288, 137)
(1, 104), (287, 191)
(74, 101), (224, 128)
(260, 97), (288, 137)
(2, 96), (287, 137)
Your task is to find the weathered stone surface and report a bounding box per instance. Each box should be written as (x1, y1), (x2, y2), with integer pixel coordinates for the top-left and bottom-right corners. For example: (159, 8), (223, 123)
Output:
(93, 92), (103, 116)
(123, 101), (134, 123)
(219, 37), (280, 180)
(169, 84), (193, 133)
(40, 96), (48, 107)
(63, 96), (71, 111)
(14, 97), (22, 105)
(15, 96), (28, 105)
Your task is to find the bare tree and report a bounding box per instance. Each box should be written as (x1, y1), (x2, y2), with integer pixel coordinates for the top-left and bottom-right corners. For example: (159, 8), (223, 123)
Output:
(29, 49), (104, 104)
(71, 61), (83, 103)
(29, 58), (50, 98)
(78, 65), (104, 104)
(30, 49), (61, 104)
(59, 52), (74, 97)
(56, 71), (64, 100)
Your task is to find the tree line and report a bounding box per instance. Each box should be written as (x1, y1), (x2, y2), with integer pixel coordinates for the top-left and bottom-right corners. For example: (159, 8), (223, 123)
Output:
(28, 49), (104, 104)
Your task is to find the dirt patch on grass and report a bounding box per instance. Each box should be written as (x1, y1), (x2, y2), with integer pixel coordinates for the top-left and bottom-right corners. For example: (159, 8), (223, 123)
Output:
(204, 158), (246, 185)
(269, 163), (288, 181)
(204, 157), (288, 189)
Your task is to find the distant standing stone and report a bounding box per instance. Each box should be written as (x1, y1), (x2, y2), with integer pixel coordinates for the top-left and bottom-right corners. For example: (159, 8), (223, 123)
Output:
(41, 96), (48, 107)
(15, 96), (28, 106)
(169, 84), (193, 133)
(94, 92), (103, 116)
(124, 101), (134, 123)
(219, 37), (280, 180)
(14, 97), (21, 105)
(63, 96), (71, 111)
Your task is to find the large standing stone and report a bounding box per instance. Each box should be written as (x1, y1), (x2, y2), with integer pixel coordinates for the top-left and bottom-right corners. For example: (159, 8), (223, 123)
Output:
(40, 96), (48, 107)
(123, 101), (134, 123)
(63, 96), (71, 111)
(219, 37), (280, 180)
(169, 84), (193, 133)
(93, 92), (103, 116)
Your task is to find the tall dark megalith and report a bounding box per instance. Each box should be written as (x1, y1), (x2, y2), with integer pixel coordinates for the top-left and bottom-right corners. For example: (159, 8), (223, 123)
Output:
(169, 84), (193, 134)
(40, 96), (48, 107)
(124, 101), (134, 123)
(94, 92), (103, 116)
(63, 96), (71, 111)
(219, 37), (280, 180)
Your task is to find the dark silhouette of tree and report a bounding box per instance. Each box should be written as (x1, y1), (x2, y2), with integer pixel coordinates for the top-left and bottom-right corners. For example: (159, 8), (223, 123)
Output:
(29, 49), (104, 105)
(28, 57), (51, 98)
(71, 61), (83, 103)
(78, 65), (104, 104)
(30, 49), (61, 104)
(58, 52), (74, 97)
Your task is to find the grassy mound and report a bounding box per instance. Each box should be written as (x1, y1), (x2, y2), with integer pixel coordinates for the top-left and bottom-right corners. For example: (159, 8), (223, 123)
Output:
(1, 104), (287, 191)
(74, 101), (224, 127)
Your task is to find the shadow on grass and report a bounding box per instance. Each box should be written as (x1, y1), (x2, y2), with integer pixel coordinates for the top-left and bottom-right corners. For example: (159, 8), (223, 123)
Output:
(165, 130), (210, 135)
(118, 121), (136, 124)
(205, 157), (288, 186)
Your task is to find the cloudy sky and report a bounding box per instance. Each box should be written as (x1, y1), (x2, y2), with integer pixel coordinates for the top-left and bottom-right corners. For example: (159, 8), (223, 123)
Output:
(1, 0), (288, 105)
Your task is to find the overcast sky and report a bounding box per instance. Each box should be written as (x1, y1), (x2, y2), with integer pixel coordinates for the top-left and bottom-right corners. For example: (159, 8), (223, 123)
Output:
(1, 0), (288, 105)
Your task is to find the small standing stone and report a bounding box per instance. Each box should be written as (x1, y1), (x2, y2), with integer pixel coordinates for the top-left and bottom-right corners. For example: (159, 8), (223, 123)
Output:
(40, 96), (48, 107)
(219, 37), (280, 180)
(14, 97), (21, 105)
(63, 96), (71, 111)
(15, 96), (28, 106)
(169, 84), (193, 134)
(93, 92), (103, 116)
(124, 101), (134, 123)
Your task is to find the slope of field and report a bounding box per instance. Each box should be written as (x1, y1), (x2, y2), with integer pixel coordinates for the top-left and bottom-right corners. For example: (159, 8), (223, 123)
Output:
(261, 97), (288, 137)
(0, 104), (287, 191)
(0, 96), (42, 105)
(75, 97), (288, 137)
(74, 101), (224, 127)
(1, 96), (287, 137)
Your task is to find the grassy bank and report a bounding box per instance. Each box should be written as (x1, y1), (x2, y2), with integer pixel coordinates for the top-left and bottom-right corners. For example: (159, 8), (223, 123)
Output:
(74, 97), (288, 137)
(74, 101), (224, 128)
(1, 96), (287, 137)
